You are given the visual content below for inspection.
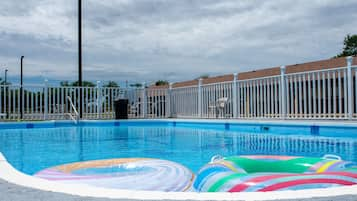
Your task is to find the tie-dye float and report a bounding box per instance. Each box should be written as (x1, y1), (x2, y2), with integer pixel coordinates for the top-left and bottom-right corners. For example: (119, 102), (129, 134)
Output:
(194, 155), (357, 192)
(34, 158), (194, 192)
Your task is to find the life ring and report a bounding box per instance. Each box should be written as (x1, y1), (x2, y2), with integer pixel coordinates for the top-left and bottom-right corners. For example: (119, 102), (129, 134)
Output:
(34, 158), (194, 192)
(194, 155), (357, 192)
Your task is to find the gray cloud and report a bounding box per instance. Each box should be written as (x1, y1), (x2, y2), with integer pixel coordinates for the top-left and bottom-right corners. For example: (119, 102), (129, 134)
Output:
(0, 0), (357, 85)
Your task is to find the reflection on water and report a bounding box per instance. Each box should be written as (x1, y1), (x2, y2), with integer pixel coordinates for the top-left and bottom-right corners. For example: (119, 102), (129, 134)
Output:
(0, 126), (356, 174)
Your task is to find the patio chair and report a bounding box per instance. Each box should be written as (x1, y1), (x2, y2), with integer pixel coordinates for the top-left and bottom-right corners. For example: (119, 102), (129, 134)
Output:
(0, 113), (7, 119)
(128, 102), (140, 117)
(208, 97), (228, 118)
(86, 95), (108, 112)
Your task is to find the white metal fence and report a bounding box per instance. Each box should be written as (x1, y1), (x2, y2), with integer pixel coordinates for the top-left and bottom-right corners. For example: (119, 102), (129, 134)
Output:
(0, 84), (124, 120)
(171, 56), (356, 120)
(171, 86), (199, 118)
(0, 56), (355, 121)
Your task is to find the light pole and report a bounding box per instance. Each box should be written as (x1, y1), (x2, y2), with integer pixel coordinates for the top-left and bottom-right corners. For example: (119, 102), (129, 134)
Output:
(20, 56), (24, 119)
(4, 69), (8, 85)
(78, 0), (83, 118)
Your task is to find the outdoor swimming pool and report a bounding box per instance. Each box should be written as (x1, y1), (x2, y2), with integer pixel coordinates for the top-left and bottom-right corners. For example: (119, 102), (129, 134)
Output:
(0, 120), (356, 176)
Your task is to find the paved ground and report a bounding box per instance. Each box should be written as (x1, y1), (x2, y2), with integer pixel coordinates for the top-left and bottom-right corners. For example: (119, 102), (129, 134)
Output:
(1, 178), (357, 201)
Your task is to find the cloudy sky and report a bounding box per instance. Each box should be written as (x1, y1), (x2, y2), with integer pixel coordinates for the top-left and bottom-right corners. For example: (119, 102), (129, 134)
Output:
(0, 0), (356, 86)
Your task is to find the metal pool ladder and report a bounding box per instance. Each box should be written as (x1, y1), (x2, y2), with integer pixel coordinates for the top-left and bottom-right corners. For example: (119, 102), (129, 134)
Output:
(66, 96), (79, 124)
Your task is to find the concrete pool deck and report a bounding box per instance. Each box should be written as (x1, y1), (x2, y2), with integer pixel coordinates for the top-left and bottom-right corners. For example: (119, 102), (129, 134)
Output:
(1, 178), (357, 201)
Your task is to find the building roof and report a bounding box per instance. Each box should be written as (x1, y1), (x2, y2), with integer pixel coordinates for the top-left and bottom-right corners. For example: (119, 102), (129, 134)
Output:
(149, 56), (357, 89)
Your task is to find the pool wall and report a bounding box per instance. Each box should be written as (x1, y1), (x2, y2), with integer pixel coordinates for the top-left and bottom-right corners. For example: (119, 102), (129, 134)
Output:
(1, 119), (357, 137)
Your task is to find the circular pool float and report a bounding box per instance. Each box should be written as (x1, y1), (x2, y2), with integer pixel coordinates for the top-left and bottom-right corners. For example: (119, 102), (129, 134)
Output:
(34, 158), (194, 192)
(194, 155), (357, 192)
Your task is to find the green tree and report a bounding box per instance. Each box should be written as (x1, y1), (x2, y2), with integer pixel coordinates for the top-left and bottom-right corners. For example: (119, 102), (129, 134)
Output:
(196, 74), (209, 79)
(130, 83), (143, 88)
(0, 78), (10, 85)
(155, 80), (169, 86)
(60, 81), (70, 86)
(103, 81), (119, 88)
(60, 80), (96, 87)
(336, 34), (357, 57)
(72, 81), (96, 87)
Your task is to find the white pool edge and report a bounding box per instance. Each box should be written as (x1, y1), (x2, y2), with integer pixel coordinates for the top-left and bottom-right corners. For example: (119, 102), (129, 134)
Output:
(1, 153), (357, 200)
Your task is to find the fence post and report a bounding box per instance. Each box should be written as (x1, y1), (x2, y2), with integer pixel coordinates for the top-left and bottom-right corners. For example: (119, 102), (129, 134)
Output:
(280, 66), (286, 119)
(347, 56), (353, 119)
(96, 81), (101, 119)
(232, 73), (238, 118)
(141, 82), (146, 118)
(168, 83), (173, 118)
(44, 79), (48, 120)
(198, 78), (202, 118)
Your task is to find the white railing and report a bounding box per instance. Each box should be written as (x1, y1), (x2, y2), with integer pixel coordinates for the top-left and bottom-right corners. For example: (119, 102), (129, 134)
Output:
(171, 86), (199, 118)
(235, 75), (282, 119)
(169, 56), (355, 120)
(285, 67), (348, 119)
(0, 56), (355, 121)
(0, 83), (124, 120)
(201, 81), (233, 118)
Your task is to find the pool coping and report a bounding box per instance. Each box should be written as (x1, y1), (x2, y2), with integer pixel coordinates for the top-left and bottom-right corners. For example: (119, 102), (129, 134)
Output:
(1, 119), (357, 200)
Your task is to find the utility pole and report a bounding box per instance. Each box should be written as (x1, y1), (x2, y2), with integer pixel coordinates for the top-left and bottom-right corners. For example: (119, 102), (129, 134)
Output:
(4, 68), (8, 85)
(78, 0), (83, 118)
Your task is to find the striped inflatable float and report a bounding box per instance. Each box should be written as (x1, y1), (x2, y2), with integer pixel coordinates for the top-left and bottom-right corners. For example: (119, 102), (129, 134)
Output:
(194, 155), (357, 192)
(34, 158), (194, 192)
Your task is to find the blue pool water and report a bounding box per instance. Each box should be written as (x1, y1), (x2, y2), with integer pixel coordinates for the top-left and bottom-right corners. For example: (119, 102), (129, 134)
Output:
(0, 120), (356, 175)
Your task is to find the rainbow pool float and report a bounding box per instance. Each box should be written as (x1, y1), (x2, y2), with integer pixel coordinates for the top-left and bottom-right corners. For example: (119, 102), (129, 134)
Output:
(35, 158), (194, 192)
(194, 155), (357, 192)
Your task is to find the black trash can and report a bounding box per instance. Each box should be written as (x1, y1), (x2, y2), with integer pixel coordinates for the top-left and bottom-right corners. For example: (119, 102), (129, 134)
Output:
(114, 99), (128, 119)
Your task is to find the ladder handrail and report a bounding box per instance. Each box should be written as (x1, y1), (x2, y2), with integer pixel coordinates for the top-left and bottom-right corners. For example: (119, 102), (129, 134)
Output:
(66, 96), (79, 123)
